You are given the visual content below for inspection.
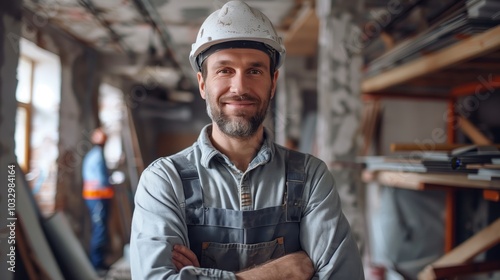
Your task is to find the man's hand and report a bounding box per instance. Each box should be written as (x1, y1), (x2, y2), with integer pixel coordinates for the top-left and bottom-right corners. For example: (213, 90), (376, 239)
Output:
(236, 251), (314, 280)
(172, 245), (200, 271)
(172, 245), (314, 279)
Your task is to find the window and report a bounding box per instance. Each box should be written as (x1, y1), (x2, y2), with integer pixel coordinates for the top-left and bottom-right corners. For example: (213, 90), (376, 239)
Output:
(16, 38), (61, 216)
(15, 56), (34, 172)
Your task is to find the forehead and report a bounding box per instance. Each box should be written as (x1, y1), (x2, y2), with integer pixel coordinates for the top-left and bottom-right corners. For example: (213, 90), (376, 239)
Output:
(205, 48), (271, 67)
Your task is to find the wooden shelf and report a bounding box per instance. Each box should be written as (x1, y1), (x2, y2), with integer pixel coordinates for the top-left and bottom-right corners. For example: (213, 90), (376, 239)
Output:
(364, 170), (500, 255)
(362, 25), (500, 96)
(363, 170), (500, 191)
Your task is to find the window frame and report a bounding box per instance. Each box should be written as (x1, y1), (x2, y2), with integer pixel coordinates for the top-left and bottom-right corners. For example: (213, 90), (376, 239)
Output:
(16, 55), (34, 173)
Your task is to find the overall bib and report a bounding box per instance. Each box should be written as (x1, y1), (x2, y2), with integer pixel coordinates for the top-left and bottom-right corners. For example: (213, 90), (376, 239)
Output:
(171, 150), (305, 272)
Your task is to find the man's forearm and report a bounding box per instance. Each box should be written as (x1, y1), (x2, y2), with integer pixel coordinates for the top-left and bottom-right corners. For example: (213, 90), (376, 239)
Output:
(236, 251), (314, 280)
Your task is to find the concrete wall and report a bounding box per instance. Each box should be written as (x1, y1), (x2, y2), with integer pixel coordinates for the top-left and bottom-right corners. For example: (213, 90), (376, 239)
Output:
(1, 4), (106, 270)
(316, 0), (366, 255)
(21, 13), (99, 241)
(0, 2), (22, 279)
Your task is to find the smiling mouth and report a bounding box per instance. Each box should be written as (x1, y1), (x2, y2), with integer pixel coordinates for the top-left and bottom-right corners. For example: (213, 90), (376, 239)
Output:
(225, 100), (255, 106)
(221, 95), (258, 107)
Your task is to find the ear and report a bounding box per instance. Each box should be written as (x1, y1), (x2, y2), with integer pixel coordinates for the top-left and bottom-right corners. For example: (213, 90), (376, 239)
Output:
(197, 72), (206, 99)
(270, 70), (279, 99)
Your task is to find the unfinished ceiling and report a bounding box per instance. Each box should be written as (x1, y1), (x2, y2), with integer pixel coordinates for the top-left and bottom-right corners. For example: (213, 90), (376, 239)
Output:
(21, 0), (471, 93)
(22, 0), (320, 89)
(22, 0), (308, 54)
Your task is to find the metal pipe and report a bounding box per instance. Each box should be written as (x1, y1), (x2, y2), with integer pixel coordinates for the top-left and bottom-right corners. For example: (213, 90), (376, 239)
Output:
(77, 0), (135, 58)
(131, 0), (182, 70)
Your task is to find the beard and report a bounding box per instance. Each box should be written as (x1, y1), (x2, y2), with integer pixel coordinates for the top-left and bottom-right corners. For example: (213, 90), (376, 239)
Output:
(206, 91), (271, 139)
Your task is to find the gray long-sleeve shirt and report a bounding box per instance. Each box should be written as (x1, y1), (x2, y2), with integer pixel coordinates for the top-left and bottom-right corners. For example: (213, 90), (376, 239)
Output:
(130, 125), (364, 279)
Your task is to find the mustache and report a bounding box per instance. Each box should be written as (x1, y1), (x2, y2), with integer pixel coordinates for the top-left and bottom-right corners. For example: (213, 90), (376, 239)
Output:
(220, 94), (259, 103)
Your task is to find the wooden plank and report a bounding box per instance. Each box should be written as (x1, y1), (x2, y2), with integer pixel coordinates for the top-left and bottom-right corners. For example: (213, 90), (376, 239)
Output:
(458, 116), (493, 145)
(43, 212), (99, 280)
(390, 143), (500, 152)
(283, 3), (319, 56)
(128, 105), (144, 175)
(373, 171), (496, 190)
(433, 218), (500, 264)
(380, 32), (395, 50)
(362, 26), (500, 93)
(359, 100), (381, 156)
(16, 219), (42, 280)
(112, 185), (133, 243)
(122, 105), (144, 192)
(431, 260), (500, 279)
(418, 218), (500, 280)
(16, 166), (64, 280)
(365, 91), (450, 100)
(373, 171), (424, 190)
(278, 0), (306, 30)
(466, 164), (500, 170)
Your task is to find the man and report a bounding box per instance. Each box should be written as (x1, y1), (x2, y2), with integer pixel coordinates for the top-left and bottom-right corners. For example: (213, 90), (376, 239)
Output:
(130, 1), (364, 279)
(82, 127), (114, 273)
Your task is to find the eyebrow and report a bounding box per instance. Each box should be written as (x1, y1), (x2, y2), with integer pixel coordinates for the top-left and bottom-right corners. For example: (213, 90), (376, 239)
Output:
(211, 60), (268, 69)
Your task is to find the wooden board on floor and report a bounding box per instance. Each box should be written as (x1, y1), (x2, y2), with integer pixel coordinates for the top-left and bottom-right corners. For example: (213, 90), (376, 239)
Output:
(16, 166), (64, 280)
(43, 212), (98, 280)
(418, 218), (500, 279)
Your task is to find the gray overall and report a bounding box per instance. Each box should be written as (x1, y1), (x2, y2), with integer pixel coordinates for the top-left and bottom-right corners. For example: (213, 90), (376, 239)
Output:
(171, 150), (305, 272)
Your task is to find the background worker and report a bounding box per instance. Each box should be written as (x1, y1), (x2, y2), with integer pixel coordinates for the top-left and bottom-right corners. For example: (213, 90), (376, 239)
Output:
(130, 1), (364, 279)
(82, 127), (114, 274)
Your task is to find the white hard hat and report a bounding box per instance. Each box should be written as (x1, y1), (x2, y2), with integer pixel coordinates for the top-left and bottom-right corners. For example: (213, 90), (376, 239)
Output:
(189, 0), (286, 73)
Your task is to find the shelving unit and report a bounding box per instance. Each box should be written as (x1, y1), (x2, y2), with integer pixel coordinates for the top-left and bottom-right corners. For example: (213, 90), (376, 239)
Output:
(363, 25), (500, 143)
(362, 25), (500, 96)
(361, 20), (500, 279)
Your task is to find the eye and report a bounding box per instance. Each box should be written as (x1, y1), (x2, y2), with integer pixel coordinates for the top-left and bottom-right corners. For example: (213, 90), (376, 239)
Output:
(216, 68), (233, 75)
(248, 69), (263, 75)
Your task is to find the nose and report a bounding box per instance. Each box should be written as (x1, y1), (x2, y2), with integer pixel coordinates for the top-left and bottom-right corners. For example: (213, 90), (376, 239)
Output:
(230, 71), (247, 95)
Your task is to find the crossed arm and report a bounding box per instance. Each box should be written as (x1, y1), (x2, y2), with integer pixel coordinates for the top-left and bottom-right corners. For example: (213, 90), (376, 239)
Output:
(172, 245), (314, 280)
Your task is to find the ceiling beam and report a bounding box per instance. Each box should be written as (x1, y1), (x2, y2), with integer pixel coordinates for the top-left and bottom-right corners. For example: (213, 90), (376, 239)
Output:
(131, 0), (185, 75)
(77, 0), (134, 57)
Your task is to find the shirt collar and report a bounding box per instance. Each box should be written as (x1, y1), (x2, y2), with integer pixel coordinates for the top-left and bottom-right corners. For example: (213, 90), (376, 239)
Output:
(198, 124), (275, 168)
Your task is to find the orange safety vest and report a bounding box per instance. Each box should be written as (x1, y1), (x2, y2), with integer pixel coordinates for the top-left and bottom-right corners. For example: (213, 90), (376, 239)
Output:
(83, 181), (114, 199)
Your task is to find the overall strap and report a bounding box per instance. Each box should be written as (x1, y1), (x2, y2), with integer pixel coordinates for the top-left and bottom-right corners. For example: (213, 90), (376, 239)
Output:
(171, 150), (306, 224)
(170, 154), (204, 225)
(285, 150), (306, 221)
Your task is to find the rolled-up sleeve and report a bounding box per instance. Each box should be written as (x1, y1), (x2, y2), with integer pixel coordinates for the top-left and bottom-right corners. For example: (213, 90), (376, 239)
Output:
(300, 159), (365, 280)
(129, 162), (237, 280)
